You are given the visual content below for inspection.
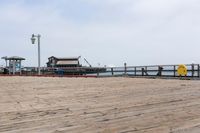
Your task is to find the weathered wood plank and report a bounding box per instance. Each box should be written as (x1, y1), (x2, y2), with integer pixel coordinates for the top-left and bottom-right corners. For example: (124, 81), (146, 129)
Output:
(0, 77), (200, 133)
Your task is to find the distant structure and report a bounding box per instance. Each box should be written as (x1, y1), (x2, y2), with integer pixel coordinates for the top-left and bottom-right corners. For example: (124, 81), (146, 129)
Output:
(1, 56), (25, 75)
(84, 58), (92, 67)
(1, 56), (8, 67)
(46, 56), (81, 68)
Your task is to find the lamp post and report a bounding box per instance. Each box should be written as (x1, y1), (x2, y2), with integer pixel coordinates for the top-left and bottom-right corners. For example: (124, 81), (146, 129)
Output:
(31, 34), (41, 75)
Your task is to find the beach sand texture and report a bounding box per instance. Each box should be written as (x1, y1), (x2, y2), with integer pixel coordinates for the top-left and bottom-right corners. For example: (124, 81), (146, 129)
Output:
(0, 77), (200, 133)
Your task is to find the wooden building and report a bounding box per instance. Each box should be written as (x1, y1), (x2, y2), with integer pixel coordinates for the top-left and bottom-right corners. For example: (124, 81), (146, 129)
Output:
(47, 56), (81, 68)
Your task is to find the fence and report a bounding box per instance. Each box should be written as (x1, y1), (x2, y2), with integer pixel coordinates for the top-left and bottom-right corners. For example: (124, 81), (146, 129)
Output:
(89, 64), (200, 78)
(0, 64), (199, 78)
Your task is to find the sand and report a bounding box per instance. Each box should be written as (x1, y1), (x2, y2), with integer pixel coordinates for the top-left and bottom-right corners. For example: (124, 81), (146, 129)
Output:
(0, 77), (200, 133)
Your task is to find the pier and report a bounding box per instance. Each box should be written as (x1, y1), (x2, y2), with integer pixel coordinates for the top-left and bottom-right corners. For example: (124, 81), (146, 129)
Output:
(0, 64), (199, 79)
(1, 77), (200, 133)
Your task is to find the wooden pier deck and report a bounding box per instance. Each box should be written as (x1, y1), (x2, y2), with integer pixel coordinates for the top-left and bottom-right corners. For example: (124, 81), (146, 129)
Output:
(0, 77), (200, 133)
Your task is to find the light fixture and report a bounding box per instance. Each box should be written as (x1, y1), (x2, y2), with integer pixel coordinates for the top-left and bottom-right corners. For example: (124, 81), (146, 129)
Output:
(31, 34), (36, 44)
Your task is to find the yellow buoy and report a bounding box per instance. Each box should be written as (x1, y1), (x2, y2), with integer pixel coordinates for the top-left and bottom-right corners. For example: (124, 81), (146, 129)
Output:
(177, 64), (187, 76)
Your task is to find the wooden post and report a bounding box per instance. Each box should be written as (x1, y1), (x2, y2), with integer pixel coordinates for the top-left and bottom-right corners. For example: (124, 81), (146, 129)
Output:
(124, 63), (127, 76)
(111, 68), (114, 76)
(174, 65), (176, 77)
(134, 67), (136, 76)
(97, 69), (99, 77)
(19, 61), (22, 75)
(142, 68), (144, 76)
(198, 64), (200, 78)
(157, 66), (163, 76)
(145, 66), (148, 76)
(191, 64), (194, 77)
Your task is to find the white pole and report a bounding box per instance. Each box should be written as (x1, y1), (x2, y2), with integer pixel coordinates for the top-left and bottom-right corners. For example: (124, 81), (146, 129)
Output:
(38, 34), (41, 75)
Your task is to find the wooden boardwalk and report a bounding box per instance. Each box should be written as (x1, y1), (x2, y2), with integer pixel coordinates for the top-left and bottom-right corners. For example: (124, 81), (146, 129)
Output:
(0, 77), (200, 133)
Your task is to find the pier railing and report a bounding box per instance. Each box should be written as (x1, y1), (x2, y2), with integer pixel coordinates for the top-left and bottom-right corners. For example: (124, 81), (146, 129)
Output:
(0, 64), (199, 78)
(89, 64), (200, 78)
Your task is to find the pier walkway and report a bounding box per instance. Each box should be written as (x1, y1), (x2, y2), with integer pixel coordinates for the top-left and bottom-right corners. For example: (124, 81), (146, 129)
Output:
(0, 77), (200, 133)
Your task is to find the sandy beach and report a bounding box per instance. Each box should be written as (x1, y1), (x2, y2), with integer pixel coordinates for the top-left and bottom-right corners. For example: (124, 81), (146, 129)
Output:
(0, 77), (200, 133)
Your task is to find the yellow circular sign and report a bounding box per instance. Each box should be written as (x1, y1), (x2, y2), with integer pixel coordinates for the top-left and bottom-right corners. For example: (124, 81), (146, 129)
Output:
(177, 64), (187, 76)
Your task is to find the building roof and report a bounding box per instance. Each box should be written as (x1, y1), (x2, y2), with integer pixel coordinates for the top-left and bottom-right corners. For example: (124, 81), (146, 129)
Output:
(56, 60), (79, 65)
(48, 56), (80, 60)
(2, 56), (25, 60)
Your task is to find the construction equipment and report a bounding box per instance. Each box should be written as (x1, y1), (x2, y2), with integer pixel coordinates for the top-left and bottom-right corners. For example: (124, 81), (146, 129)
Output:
(84, 58), (92, 67)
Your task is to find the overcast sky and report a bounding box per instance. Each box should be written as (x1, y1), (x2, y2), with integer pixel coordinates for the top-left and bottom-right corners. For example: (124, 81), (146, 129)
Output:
(0, 0), (200, 67)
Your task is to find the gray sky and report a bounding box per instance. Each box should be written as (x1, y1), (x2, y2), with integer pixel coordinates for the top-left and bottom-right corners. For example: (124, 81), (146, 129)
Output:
(0, 0), (200, 67)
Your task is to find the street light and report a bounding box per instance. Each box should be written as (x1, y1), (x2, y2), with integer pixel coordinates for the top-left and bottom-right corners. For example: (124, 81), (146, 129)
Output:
(31, 34), (41, 75)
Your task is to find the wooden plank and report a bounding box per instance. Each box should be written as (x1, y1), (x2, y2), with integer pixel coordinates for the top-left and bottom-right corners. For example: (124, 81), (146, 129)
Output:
(1, 77), (200, 133)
